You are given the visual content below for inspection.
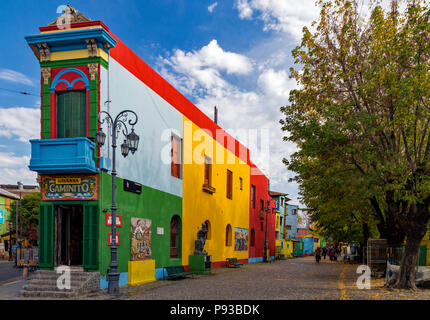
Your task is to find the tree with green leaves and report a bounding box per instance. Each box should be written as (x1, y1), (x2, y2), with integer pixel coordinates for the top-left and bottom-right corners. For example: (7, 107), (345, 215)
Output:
(10, 192), (40, 244)
(281, 0), (430, 289)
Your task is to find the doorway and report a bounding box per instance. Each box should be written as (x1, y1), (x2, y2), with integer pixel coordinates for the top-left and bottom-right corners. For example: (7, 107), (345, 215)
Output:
(54, 205), (83, 266)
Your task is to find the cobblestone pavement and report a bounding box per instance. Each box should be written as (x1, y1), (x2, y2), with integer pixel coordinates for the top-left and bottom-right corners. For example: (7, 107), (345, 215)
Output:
(18, 256), (430, 300)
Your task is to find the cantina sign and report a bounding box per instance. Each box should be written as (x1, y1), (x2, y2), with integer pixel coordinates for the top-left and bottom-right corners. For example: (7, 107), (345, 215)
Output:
(41, 175), (99, 201)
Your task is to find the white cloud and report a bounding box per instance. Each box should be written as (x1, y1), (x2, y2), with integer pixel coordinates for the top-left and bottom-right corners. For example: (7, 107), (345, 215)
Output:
(0, 152), (37, 185)
(0, 107), (40, 143)
(236, 0), (253, 19)
(235, 0), (320, 40)
(157, 40), (301, 203)
(0, 68), (35, 87)
(158, 39), (253, 96)
(208, 2), (218, 13)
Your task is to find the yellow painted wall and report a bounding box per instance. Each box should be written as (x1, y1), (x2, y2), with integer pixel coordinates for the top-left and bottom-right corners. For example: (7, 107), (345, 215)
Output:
(182, 117), (250, 266)
(48, 48), (109, 63)
(128, 260), (155, 286)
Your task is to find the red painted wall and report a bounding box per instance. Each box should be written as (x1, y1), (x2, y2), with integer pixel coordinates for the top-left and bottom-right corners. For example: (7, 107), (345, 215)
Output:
(249, 164), (275, 260)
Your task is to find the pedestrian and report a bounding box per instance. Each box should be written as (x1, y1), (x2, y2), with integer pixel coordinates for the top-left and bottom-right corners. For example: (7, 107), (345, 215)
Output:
(315, 247), (321, 263)
(322, 247), (327, 260)
(329, 247), (335, 261)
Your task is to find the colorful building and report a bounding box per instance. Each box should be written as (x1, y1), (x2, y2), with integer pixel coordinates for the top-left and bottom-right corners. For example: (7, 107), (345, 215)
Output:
(0, 188), (19, 259)
(248, 165), (276, 263)
(26, 8), (280, 289)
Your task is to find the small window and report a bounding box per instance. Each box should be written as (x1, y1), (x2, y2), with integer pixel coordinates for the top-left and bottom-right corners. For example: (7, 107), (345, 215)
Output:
(204, 156), (212, 186)
(281, 198), (284, 206)
(251, 185), (256, 208)
(225, 224), (232, 246)
(250, 229), (255, 247)
(171, 134), (182, 179)
(292, 209), (297, 215)
(239, 177), (243, 190)
(226, 170), (233, 199)
(204, 220), (211, 240)
(260, 222), (264, 232)
(170, 216), (180, 258)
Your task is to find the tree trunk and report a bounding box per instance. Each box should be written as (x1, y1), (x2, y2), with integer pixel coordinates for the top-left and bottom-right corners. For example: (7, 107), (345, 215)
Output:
(391, 233), (421, 290)
(391, 204), (430, 290)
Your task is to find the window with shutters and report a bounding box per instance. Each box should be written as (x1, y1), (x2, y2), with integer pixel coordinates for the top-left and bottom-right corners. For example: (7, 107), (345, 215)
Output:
(4, 198), (11, 210)
(260, 199), (264, 219)
(226, 170), (233, 199)
(57, 90), (87, 138)
(251, 185), (256, 208)
(170, 215), (180, 258)
(225, 224), (232, 246)
(203, 156), (215, 194)
(171, 134), (182, 179)
(204, 220), (211, 240)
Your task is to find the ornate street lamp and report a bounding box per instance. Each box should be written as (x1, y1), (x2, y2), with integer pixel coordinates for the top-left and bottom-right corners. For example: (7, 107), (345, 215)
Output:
(97, 110), (139, 295)
(263, 199), (271, 263)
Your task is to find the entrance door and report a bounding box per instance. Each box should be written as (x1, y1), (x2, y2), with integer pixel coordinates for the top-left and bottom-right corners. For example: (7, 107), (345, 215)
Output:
(55, 205), (83, 266)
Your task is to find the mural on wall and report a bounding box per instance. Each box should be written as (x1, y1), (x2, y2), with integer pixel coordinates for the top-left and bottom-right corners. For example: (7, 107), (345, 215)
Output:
(131, 218), (152, 260)
(234, 228), (248, 251)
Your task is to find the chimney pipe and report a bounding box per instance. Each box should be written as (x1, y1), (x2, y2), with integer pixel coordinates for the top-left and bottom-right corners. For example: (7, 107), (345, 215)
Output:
(214, 106), (218, 124)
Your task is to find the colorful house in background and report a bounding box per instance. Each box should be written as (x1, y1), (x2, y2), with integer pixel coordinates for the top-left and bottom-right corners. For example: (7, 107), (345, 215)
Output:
(269, 191), (290, 258)
(286, 204), (299, 239)
(25, 7), (277, 291)
(248, 165), (276, 263)
(0, 188), (19, 259)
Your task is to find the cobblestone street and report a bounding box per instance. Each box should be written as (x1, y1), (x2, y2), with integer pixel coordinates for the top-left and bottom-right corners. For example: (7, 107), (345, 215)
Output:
(72, 256), (429, 300)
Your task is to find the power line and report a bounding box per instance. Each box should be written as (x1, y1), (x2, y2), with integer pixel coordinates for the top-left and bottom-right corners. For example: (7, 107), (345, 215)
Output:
(0, 87), (39, 97)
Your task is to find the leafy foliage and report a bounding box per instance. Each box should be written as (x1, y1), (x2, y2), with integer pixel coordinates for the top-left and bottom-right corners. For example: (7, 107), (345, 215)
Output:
(10, 192), (40, 243)
(281, 0), (430, 288)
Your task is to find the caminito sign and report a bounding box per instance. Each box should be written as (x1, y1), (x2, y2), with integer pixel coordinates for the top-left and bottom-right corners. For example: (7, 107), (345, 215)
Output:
(41, 175), (99, 200)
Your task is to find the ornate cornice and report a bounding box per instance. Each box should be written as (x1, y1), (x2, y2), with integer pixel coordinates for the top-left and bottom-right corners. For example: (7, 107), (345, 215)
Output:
(37, 43), (50, 62)
(86, 38), (98, 57)
(41, 67), (51, 85)
(88, 63), (98, 80)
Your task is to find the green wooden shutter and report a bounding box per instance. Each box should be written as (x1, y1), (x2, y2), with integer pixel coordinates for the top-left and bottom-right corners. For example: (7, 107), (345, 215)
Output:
(38, 203), (54, 269)
(57, 90), (86, 138)
(83, 203), (99, 270)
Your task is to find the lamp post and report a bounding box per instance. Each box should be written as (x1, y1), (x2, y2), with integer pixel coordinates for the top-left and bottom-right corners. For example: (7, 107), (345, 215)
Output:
(263, 200), (271, 262)
(96, 110), (139, 295)
(17, 181), (23, 262)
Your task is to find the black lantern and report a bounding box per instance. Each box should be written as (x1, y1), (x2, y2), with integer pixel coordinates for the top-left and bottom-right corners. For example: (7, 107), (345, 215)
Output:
(96, 127), (106, 146)
(121, 139), (129, 157)
(127, 128), (139, 154)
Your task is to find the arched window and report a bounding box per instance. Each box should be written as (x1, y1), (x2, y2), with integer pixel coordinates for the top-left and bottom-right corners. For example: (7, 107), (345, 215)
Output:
(204, 220), (211, 240)
(250, 229), (255, 247)
(170, 215), (181, 258)
(225, 224), (232, 246)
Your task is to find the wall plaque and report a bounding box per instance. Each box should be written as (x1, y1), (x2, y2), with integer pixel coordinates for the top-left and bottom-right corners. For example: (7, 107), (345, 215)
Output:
(41, 174), (99, 201)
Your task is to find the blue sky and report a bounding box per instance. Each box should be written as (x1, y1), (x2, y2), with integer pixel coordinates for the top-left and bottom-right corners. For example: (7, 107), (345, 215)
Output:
(0, 0), (324, 206)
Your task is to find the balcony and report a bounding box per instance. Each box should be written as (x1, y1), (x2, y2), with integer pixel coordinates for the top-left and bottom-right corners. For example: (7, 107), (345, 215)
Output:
(29, 138), (98, 174)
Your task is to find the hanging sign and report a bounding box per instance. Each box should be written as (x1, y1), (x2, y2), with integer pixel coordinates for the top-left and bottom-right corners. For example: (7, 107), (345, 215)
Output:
(41, 174), (99, 201)
(108, 233), (120, 246)
(105, 213), (123, 227)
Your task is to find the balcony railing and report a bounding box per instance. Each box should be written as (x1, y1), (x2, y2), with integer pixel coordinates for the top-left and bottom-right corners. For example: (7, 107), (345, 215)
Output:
(29, 138), (98, 174)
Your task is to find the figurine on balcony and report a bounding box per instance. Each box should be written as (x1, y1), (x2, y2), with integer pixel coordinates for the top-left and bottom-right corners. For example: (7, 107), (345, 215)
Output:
(194, 223), (208, 256)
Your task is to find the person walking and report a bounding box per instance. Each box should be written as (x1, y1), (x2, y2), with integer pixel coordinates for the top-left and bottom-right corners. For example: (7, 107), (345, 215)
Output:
(322, 247), (327, 260)
(315, 247), (321, 263)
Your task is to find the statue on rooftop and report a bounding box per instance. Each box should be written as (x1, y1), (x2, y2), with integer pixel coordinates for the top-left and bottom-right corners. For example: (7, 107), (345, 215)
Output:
(48, 5), (92, 27)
